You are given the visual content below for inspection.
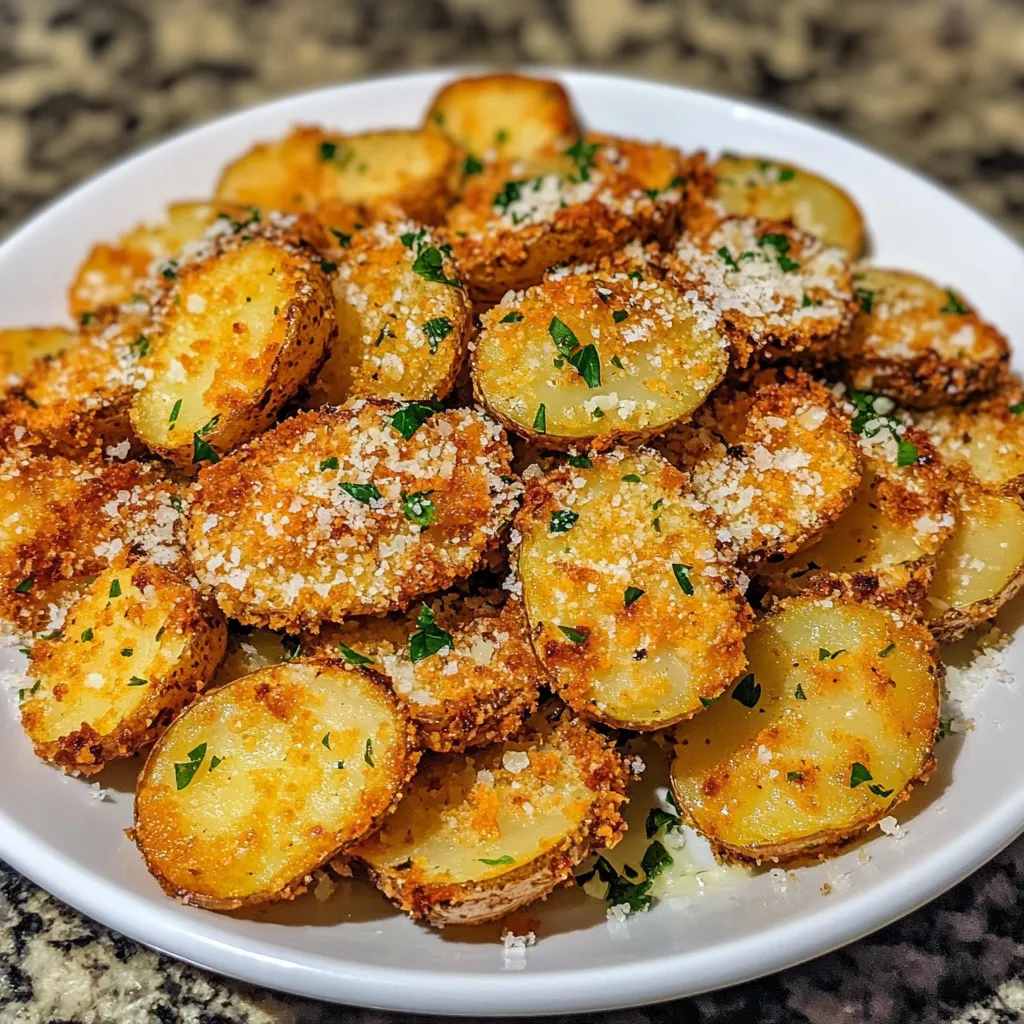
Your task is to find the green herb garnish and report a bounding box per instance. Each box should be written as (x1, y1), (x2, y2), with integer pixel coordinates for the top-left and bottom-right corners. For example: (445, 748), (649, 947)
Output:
(732, 673), (761, 708)
(409, 603), (453, 663)
(339, 481), (382, 504)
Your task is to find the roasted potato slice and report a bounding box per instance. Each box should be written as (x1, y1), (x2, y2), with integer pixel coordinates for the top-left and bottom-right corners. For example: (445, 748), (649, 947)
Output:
(20, 560), (226, 775)
(216, 126), (461, 224)
(761, 407), (954, 604)
(472, 248), (730, 448)
(129, 223), (336, 466)
(308, 592), (543, 752)
(0, 327), (75, 398)
(515, 448), (752, 729)
(925, 485), (1024, 641)
(671, 591), (940, 862)
(659, 371), (862, 567)
(68, 201), (259, 319)
(914, 387), (1024, 495)
(355, 706), (628, 926)
(133, 660), (418, 909)
(310, 221), (470, 404)
(426, 73), (578, 162)
(185, 400), (520, 631)
(842, 268), (1009, 408)
(666, 216), (856, 366)
(710, 155), (865, 256)
(0, 453), (185, 637)
(447, 134), (707, 301)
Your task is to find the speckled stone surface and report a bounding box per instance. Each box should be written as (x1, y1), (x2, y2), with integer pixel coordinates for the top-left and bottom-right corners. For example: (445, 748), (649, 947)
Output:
(3, 1), (1024, 1021)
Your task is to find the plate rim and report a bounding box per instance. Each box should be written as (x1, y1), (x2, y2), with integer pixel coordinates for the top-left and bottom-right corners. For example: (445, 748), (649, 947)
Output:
(2, 66), (1024, 1016)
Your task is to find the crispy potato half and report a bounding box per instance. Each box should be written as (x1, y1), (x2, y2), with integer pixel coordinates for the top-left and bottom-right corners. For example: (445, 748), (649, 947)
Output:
(914, 387), (1024, 495)
(671, 591), (940, 862)
(666, 216), (856, 366)
(20, 560), (226, 775)
(134, 660), (418, 909)
(842, 268), (1009, 408)
(308, 592), (543, 752)
(310, 221), (470, 404)
(711, 155), (865, 256)
(426, 73), (578, 162)
(925, 485), (1024, 641)
(68, 201), (259, 319)
(130, 223), (336, 466)
(447, 134), (705, 301)
(662, 371), (862, 567)
(185, 400), (520, 631)
(516, 448), (752, 729)
(0, 453), (185, 637)
(216, 125), (461, 224)
(0, 327), (75, 398)
(355, 706), (628, 926)
(761, 423), (954, 606)
(473, 249), (730, 448)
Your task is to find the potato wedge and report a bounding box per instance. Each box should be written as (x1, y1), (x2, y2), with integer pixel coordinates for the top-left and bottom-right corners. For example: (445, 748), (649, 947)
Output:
(129, 222), (336, 466)
(0, 453), (185, 637)
(20, 560), (226, 774)
(216, 126), (461, 224)
(426, 73), (578, 162)
(660, 371), (862, 567)
(842, 268), (1009, 408)
(914, 387), (1024, 495)
(515, 448), (752, 729)
(185, 400), (520, 631)
(310, 221), (470, 404)
(925, 485), (1024, 641)
(710, 155), (866, 256)
(666, 216), (856, 366)
(472, 248), (730, 448)
(355, 705), (628, 926)
(133, 660), (418, 909)
(761, 414), (954, 605)
(0, 327), (75, 398)
(307, 592), (544, 752)
(671, 591), (940, 862)
(447, 135), (708, 301)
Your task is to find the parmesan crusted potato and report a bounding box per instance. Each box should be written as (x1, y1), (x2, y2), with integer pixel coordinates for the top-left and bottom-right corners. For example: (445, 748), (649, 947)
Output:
(914, 387), (1024, 495)
(185, 400), (520, 631)
(307, 592), (544, 752)
(516, 448), (752, 729)
(925, 485), (1024, 641)
(68, 201), (259, 319)
(133, 660), (418, 909)
(665, 216), (856, 366)
(671, 591), (940, 862)
(426, 73), (578, 162)
(0, 453), (185, 637)
(0, 327), (75, 399)
(761, 419), (955, 606)
(216, 125), (461, 224)
(310, 220), (470, 404)
(658, 371), (862, 567)
(472, 248), (730, 448)
(354, 706), (628, 926)
(130, 222), (336, 466)
(20, 560), (226, 775)
(447, 135), (709, 301)
(842, 268), (1010, 408)
(710, 155), (866, 256)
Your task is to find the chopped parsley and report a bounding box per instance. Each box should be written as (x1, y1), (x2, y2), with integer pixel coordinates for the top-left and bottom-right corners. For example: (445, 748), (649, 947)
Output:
(281, 636), (303, 660)
(787, 771), (802, 782)
(493, 179), (525, 213)
(818, 647), (846, 661)
(717, 246), (740, 271)
(847, 391), (917, 467)
(409, 603), (453, 662)
(759, 232), (800, 271)
(320, 456), (339, 471)
(192, 416), (221, 465)
(120, 647), (134, 657)
(329, 228), (351, 247)
(411, 244), (461, 288)
(322, 733), (331, 749)
(567, 454), (591, 469)
(699, 695), (718, 707)
(174, 743), (208, 790)
(672, 563), (694, 596)
(612, 310), (629, 323)
(533, 404), (547, 433)
(81, 628), (94, 642)
(849, 761), (872, 788)
(855, 287), (875, 313)
(557, 624), (587, 644)
(548, 316), (601, 388)
(209, 755), (223, 772)
(897, 439), (919, 467)
(579, 841), (673, 913)
(14, 576), (33, 594)
(168, 399), (182, 425)
(401, 490), (437, 528)
(550, 509), (578, 534)
(645, 806), (681, 838)
(869, 783), (894, 798)
(130, 334), (150, 358)
(80, 311), (98, 326)
(388, 399), (443, 440)
(732, 673), (761, 708)
(621, 473), (641, 483)
(161, 260), (178, 281)
(940, 290), (968, 315)
(364, 738), (375, 767)
(109, 579), (122, 599)
(128, 676), (148, 686)
(610, 354), (624, 370)
(564, 138), (600, 182)
(421, 316), (453, 353)
(318, 259), (337, 275)
(18, 680), (41, 702)
(500, 311), (524, 323)
(794, 683), (807, 700)
(39, 630), (63, 641)
(337, 641), (373, 666)
(1009, 401), (1024, 415)
(339, 481), (381, 504)
(479, 855), (515, 866)
(778, 167), (796, 181)
(462, 154), (483, 176)
(624, 586), (645, 607)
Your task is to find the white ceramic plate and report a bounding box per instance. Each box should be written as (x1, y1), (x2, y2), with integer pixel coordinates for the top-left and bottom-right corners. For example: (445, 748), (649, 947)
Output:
(1, 69), (1022, 1017)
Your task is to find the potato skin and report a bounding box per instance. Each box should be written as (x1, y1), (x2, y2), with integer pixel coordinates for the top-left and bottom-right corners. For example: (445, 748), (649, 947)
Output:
(133, 659), (419, 910)
(20, 560), (226, 775)
(355, 706), (629, 926)
(184, 399), (520, 631)
(670, 587), (940, 863)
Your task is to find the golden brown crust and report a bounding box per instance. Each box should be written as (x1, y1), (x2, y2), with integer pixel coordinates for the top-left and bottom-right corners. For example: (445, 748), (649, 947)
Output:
(0, 327), (75, 400)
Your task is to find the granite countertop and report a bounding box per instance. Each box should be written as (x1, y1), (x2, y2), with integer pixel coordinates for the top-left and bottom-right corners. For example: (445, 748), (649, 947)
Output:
(3, 1), (1024, 1021)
